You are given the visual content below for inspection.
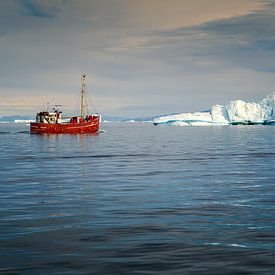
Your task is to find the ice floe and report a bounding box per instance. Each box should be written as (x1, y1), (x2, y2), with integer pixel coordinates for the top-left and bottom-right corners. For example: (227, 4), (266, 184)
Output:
(154, 92), (275, 126)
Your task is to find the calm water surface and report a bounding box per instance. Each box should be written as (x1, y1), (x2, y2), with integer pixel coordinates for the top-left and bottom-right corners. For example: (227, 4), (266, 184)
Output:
(0, 123), (275, 274)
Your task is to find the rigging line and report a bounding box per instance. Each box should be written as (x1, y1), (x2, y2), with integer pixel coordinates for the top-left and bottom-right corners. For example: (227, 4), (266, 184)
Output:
(84, 90), (90, 115)
(63, 92), (80, 108)
(40, 95), (56, 111)
(73, 91), (81, 116)
(89, 95), (98, 114)
(85, 81), (99, 114)
(85, 85), (91, 115)
(83, 85), (91, 115)
(85, 87), (98, 114)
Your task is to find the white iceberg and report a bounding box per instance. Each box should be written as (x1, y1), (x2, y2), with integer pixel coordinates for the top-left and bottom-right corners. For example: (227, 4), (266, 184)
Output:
(153, 92), (275, 126)
(210, 104), (230, 124)
(153, 112), (214, 126)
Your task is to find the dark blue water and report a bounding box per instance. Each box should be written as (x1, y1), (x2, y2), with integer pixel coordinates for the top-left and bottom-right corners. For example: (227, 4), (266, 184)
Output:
(0, 122), (275, 274)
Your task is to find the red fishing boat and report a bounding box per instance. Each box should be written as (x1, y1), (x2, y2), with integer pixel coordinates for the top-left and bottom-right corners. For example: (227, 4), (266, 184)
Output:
(30, 74), (100, 134)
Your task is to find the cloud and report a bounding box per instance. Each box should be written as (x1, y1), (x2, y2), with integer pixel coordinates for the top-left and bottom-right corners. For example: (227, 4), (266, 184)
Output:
(134, 3), (275, 74)
(17, 0), (65, 18)
(105, 37), (149, 53)
(1, 0), (275, 116)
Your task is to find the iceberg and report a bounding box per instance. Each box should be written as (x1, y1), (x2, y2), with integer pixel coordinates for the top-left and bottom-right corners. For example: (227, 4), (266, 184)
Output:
(153, 92), (275, 126)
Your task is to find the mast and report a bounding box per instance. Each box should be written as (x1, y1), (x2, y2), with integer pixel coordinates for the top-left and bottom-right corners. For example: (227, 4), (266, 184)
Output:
(81, 74), (86, 118)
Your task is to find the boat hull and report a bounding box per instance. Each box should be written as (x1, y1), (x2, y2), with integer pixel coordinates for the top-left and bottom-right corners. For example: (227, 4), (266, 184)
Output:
(30, 118), (100, 134)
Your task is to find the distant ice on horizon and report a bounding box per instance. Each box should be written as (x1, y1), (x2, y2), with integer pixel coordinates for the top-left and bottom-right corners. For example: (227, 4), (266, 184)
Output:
(154, 92), (275, 126)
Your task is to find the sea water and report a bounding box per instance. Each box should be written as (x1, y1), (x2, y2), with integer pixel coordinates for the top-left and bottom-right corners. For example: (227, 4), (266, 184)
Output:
(0, 123), (275, 274)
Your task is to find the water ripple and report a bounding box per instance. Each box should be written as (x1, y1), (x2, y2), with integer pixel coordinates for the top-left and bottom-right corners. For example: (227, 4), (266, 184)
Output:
(0, 123), (275, 274)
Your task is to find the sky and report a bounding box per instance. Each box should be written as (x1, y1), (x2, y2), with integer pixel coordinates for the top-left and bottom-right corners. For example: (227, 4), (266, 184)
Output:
(1, 0), (275, 117)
